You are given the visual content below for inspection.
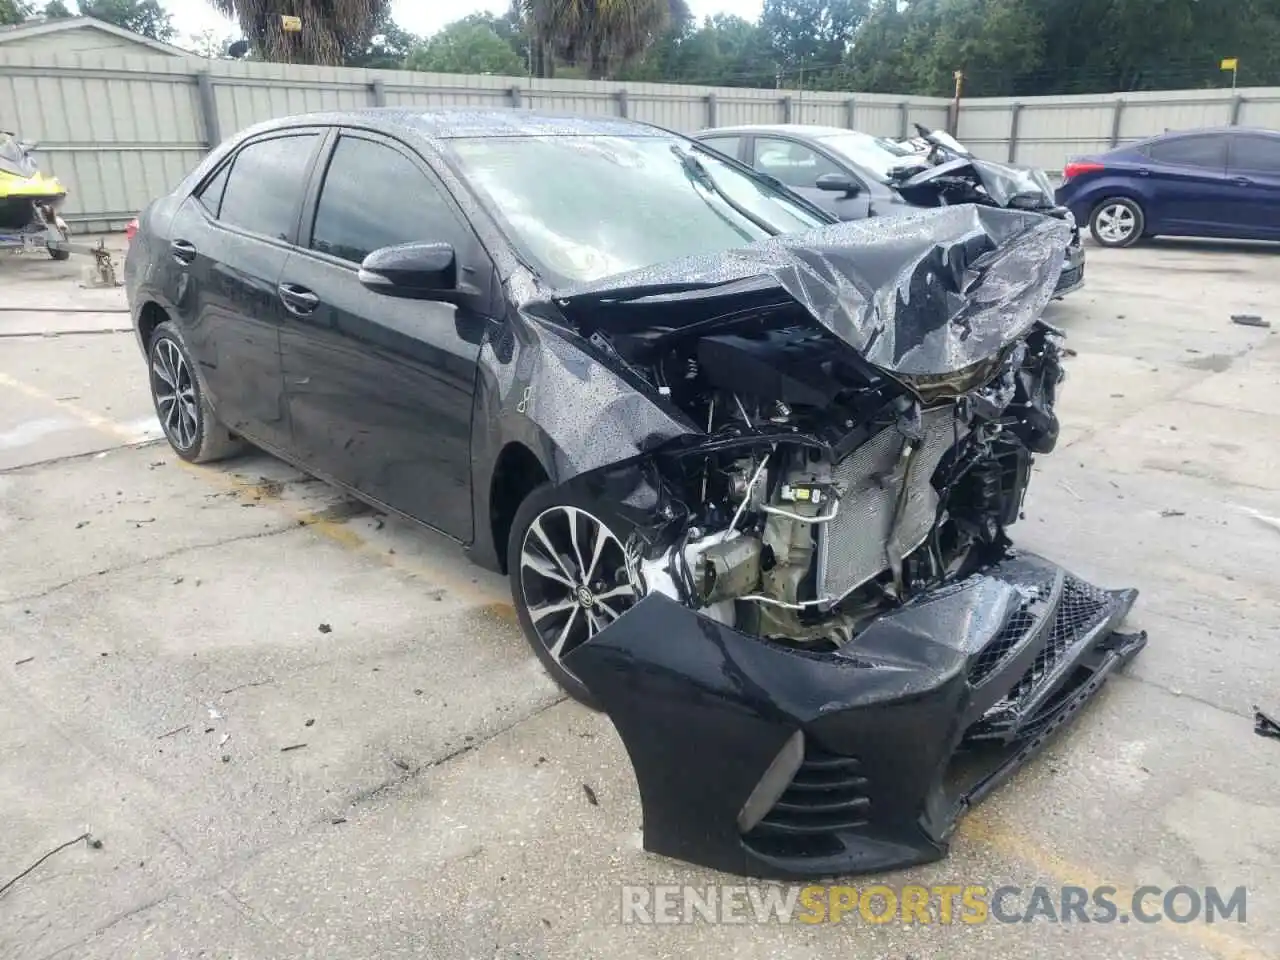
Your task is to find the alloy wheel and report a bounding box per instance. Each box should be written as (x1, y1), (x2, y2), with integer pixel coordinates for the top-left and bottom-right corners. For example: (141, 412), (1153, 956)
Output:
(151, 337), (199, 450)
(518, 505), (637, 668)
(1094, 203), (1137, 244)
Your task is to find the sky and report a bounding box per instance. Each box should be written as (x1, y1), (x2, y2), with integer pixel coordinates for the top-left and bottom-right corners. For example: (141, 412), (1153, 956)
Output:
(157, 0), (765, 42)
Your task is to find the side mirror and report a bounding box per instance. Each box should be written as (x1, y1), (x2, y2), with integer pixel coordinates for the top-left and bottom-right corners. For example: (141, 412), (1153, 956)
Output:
(358, 242), (458, 300)
(815, 172), (862, 197)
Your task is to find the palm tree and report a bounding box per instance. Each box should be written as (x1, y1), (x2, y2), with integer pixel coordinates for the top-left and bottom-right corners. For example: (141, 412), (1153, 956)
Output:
(211, 0), (390, 66)
(525, 0), (683, 79)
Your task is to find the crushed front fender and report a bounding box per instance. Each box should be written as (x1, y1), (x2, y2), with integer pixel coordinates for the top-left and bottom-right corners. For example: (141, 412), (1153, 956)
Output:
(564, 551), (1146, 879)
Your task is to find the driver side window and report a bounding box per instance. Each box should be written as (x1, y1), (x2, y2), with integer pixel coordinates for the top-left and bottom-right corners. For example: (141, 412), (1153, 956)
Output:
(752, 137), (843, 188)
(311, 135), (457, 264)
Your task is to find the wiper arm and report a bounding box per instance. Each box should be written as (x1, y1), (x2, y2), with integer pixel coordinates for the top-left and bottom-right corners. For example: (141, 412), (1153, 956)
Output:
(670, 144), (780, 237)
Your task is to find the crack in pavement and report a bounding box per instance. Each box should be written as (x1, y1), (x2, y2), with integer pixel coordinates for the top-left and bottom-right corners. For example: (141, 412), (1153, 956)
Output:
(0, 439), (163, 474)
(0, 329), (133, 338)
(335, 694), (568, 815)
(0, 523), (301, 607)
(1111, 671), (1252, 722)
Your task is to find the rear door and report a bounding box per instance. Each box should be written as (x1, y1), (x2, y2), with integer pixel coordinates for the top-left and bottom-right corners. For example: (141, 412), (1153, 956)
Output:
(1141, 133), (1234, 235)
(163, 130), (324, 450)
(277, 130), (488, 541)
(1226, 132), (1280, 240)
(749, 135), (872, 220)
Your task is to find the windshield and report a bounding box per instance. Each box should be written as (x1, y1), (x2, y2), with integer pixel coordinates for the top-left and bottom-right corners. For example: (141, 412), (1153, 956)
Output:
(448, 135), (827, 285)
(816, 132), (919, 182)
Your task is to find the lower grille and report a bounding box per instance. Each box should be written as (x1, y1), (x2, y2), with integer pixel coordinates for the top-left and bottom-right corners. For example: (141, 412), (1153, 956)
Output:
(966, 574), (1115, 740)
(817, 406), (963, 600)
(1001, 576), (1112, 704)
(744, 745), (870, 858)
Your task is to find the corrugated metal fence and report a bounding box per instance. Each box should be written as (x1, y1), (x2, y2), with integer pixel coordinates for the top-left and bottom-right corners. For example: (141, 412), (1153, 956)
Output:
(2, 49), (1279, 232)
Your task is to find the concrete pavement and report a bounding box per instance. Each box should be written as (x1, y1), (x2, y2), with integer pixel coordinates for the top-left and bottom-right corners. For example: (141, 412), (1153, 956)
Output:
(1, 237), (1278, 959)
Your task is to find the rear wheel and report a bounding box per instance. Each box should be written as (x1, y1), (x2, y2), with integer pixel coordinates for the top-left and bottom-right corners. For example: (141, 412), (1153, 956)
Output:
(148, 321), (244, 463)
(1089, 197), (1144, 247)
(508, 484), (639, 709)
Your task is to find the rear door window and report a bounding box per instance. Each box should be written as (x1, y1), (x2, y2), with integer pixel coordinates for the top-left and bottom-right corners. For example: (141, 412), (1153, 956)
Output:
(309, 135), (458, 264)
(751, 136), (844, 188)
(698, 136), (742, 162)
(217, 134), (320, 241)
(1146, 135), (1227, 170)
(1229, 134), (1280, 174)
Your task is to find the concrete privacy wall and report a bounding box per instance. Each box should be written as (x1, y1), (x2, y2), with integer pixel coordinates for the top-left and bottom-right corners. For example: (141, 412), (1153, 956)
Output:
(0, 50), (953, 231)
(959, 87), (1280, 172)
(1, 49), (1278, 231)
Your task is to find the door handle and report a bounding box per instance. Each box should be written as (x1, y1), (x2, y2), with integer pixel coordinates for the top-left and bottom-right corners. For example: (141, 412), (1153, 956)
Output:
(278, 282), (320, 316)
(170, 239), (197, 264)
(1136, 168), (1150, 177)
(1233, 176), (1253, 186)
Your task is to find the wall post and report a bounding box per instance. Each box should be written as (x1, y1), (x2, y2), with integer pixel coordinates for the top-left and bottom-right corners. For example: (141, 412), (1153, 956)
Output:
(1007, 102), (1022, 163)
(195, 70), (221, 150)
(510, 85), (522, 108)
(1110, 98), (1125, 147)
(616, 88), (629, 118)
(1231, 95), (1244, 125)
(706, 92), (717, 128)
(369, 79), (386, 107)
(845, 97), (857, 130)
(898, 101), (909, 139)
(782, 95), (794, 123)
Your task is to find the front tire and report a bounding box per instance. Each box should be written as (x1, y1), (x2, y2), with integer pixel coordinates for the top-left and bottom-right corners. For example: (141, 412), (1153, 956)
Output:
(147, 320), (244, 463)
(507, 483), (640, 709)
(1089, 197), (1144, 247)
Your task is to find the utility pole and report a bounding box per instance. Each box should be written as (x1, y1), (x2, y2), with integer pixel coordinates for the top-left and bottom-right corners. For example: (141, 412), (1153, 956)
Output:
(797, 60), (804, 124)
(950, 70), (964, 136)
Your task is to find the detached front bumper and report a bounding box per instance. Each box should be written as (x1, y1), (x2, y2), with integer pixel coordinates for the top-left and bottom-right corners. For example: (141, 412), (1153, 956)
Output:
(1053, 235), (1086, 297)
(565, 552), (1145, 879)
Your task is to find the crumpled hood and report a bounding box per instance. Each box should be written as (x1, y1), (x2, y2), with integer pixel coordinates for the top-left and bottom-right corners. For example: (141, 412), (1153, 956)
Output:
(549, 204), (1070, 378)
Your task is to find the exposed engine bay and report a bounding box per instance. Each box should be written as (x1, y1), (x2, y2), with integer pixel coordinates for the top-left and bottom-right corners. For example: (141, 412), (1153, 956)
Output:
(530, 205), (1142, 879)
(585, 310), (1064, 651)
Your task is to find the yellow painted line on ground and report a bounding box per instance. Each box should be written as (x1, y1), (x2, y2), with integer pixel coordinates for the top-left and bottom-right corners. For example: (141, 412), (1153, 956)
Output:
(0, 371), (143, 443)
(0, 370), (517, 621)
(960, 808), (1266, 960)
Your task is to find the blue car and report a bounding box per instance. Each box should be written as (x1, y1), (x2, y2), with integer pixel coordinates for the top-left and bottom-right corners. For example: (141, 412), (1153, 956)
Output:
(1056, 126), (1280, 247)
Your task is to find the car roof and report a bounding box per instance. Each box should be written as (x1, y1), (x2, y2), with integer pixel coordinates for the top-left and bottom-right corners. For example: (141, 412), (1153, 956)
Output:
(1139, 125), (1279, 142)
(239, 107), (669, 141)
(696, 124), (869, 139)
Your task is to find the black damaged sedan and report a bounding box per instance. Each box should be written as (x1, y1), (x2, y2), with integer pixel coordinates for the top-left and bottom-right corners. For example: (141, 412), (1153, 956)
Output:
(125, 108), (1146, 879)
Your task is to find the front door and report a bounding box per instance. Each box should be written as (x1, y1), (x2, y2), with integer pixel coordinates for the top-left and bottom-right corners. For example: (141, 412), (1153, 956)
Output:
(1226, 132), (1280, 240)
(1142, 133), (1235, 236)
(277, 131), (486, 541)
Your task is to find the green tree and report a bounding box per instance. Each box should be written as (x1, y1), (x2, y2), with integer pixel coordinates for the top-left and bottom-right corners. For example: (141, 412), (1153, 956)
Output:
(0, 0), (31, 24)
(406, 20), (525, 75)
(185, 26), (236, 58)
(761, 0), (868, 68)
(211, 0), (390, 66)
(525, 0), (679, 79)
(42, 0), (73, 17)
(346, 13), (420, 69)
(79, 0), (175, 41)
